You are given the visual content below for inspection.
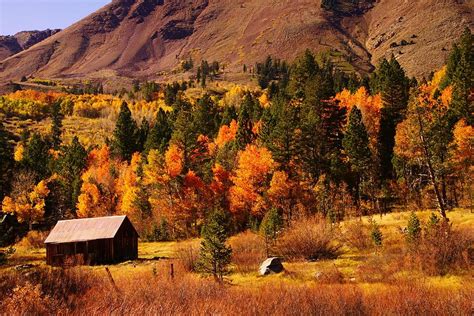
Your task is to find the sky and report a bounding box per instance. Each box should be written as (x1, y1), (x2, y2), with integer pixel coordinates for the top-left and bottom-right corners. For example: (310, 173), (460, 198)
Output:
(0, 0), (110, 35)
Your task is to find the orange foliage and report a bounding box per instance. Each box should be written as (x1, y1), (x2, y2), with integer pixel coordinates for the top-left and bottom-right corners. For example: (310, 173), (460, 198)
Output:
(77, 146), (122, 218)
(116, 153), (141, 215)
(6, 90), (65, 105)
(334, 87), (382, 150)
(230, 145), (276, 216)
(215, 120), (238, 148)
(165, 144), (184, 178)
(450, 120), (474, 169)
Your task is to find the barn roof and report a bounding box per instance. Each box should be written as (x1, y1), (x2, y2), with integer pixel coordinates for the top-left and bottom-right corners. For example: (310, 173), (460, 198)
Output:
(45, 215), (132, 244)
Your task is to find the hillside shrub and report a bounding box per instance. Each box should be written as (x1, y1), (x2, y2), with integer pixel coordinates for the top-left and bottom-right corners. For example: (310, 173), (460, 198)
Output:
(277, 216), (342, 261)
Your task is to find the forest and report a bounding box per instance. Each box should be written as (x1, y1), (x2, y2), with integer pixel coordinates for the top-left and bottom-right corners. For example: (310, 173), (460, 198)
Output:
(0, 28), (472, 315)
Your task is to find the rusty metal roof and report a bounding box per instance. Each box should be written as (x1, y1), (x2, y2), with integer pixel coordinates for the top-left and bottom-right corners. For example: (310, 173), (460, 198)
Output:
(45, 215), (129, 244)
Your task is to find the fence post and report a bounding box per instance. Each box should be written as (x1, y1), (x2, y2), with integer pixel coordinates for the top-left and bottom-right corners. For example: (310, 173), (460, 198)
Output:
(105, 267), (120, 293)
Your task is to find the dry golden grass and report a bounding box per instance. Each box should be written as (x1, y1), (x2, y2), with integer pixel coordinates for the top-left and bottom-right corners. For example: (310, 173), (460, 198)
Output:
(0, 209), (473, 315)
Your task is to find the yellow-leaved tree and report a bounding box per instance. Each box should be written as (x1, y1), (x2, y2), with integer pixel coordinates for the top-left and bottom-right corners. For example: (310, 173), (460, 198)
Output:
(1, 179), (51, 230)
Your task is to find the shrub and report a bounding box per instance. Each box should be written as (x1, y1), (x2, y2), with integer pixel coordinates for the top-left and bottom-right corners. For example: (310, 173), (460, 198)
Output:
(175, 241), (200, 272)
(315, 265), (345, 284)
(277, 216), (342, 261)
(2, 282), (56, 315)
(369, 219), (383, 248)
(342, 220), (370, 250)
(229, 230), (266, 273)
(17, 231), (48, 249)
(416, 221), (473, 275)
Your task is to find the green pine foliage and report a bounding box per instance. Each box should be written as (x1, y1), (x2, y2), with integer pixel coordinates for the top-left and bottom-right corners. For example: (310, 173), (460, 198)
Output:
(372, 56), (409, 180)
(0, 119), (12, 199)
(197, 209), (232, 282)
(370, 219), (383, 247)
(406, 212), (422, 244)
(56, 136), (87, 214)
(111, 101), (139, 161)
(260, 207), (283, 257)
(144, 109), (172, 154)
(50, 101), (63, 149)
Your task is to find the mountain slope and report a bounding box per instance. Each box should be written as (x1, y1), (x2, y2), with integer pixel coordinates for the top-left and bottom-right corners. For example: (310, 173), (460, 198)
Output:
(0, 0), (472, 83)
(0, 29), (60, 61)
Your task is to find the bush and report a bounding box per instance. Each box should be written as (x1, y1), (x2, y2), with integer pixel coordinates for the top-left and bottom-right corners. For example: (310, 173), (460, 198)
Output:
(415, 221), (473, 275)
(175, 241), (200, 272)
(17, 231), (48, 249)
(229, 230), (266, 273)
(342, 220), (370, 250)
(277, 216), (342, 261)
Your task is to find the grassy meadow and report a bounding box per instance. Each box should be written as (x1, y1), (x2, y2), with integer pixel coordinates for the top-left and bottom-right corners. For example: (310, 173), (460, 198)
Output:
(1, 209), (473, 315)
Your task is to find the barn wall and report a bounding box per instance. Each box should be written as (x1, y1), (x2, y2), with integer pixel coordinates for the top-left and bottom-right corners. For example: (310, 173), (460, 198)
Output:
(113, 219), (138, 261)
(45, 217), (139, 266)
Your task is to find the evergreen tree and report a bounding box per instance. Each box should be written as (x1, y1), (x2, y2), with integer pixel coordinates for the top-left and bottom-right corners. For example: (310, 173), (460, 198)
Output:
(221, 105), (238, 126)
(171, 109), (198, 172)
(260, 207), (283, 257)
(136, 119), (150, 153)
(111, 102), (139, 161)
(372, 57), (409, 180)
(343, 107), (372, 204)
(0, 120), (12, 199)
(50, 100), (63, 149)
(197, 209), (232, 282)
(144, 109), (172, 154)
(406, 212), (421, 244)
(299, 64), (345, 183)
(193, 94), (220, 137)
(261, 97), (299, 174)
(444, 28), (473, 124)
(22, 133), (51, 180)
(370, 219), (383, 248)
(56, 137), (87, 214)
(235, 93), (256, 149)
(289, 49), (319, 99)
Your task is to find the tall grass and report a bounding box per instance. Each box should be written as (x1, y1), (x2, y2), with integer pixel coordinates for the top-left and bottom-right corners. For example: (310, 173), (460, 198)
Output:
(0, 266), (472, 315)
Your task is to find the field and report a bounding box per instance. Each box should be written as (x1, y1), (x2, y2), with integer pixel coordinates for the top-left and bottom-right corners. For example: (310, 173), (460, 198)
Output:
(1, 209), (473, 315)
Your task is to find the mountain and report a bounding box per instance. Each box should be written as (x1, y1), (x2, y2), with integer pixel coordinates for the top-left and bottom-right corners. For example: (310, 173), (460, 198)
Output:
(0, 0), (472, 83)
(0, 29), (61, 61)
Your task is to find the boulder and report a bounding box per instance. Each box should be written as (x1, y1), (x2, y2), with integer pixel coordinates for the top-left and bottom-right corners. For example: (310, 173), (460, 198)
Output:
(259, 257), (284, 276)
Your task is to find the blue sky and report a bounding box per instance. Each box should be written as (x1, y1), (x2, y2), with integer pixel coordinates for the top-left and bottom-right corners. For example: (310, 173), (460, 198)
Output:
(0, 0), (110, 35)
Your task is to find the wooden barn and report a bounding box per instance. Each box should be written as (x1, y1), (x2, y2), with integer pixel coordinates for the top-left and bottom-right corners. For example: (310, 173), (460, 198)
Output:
(45, 215), (138, 266)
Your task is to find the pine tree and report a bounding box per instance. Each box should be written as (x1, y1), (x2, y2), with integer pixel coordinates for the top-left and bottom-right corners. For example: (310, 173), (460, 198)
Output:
(260, 207), (283, 257)
(373, 57), (410, 180)
(445, 28), (474, 124)
(221, 105), (238, 126)
(343, 107), (372, 204)
(197, 209), (232, 282)
(171, 109), (198, 172)
(0, 120), (12, 199)
(22, 133), (51, 180)
(193, 94), (219, 137)
(370, 219), (383, 248)
(136, 119), (150, 153)
(406, 212), (421, 244)
(144, 109), (172, 154)
(235, 93), (256, 149)
(299, 65), (345, 183)
(289, 49), (319, 99)
(50, 100), (63, 149)
(111, 102), (139, 161)
(56, 137), (87, 214)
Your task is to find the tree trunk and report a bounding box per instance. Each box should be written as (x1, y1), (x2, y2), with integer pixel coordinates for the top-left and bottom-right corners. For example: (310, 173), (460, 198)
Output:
(416, 109), (447, 220)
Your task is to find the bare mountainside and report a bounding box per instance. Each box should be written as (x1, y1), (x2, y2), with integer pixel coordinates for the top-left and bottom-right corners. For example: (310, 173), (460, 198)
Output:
(0, 0), (472, 83)
(0, 29), (60, 62)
